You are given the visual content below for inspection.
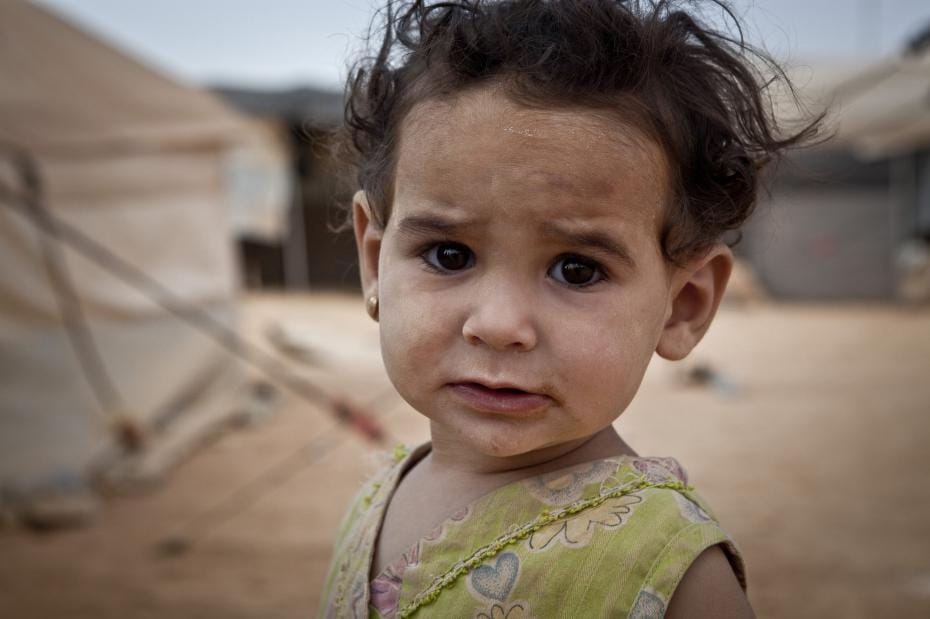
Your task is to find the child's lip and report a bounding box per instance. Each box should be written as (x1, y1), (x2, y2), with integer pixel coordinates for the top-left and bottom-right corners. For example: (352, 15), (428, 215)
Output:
(447, 381), (552, 415)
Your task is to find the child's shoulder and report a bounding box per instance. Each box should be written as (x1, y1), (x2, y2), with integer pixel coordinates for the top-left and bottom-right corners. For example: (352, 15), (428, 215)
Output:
(382, 452), (744, 617)
(499, 454), (745, 615)
(347, 443), (422, 510)
(520, 453), (689, 508)
(328, 444), (421, 543)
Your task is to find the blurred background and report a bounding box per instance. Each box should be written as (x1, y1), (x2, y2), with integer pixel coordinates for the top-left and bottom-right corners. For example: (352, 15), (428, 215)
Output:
(1, 0), (928, 617)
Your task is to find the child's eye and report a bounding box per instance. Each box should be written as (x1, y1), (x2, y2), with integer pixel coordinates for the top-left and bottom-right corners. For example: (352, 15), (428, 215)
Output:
(548, 254), (605, 287)
(421, 242), (474, 272)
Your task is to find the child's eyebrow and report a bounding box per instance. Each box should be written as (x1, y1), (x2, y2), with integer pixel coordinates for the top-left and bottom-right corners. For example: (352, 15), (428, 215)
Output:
(540, 222), (637, 269)
(396, 214), (471, 236)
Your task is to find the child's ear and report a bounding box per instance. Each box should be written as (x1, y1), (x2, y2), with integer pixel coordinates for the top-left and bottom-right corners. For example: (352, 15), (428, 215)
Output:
(656, 244), (733, 361)
(352, 190), (383, 299)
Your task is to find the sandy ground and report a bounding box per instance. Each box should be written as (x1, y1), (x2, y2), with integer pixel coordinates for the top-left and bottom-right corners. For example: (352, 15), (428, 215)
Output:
(2, 292), (929, 618)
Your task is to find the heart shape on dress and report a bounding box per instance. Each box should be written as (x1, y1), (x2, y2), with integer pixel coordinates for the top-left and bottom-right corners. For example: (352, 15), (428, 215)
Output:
(470, 552), (519, 601)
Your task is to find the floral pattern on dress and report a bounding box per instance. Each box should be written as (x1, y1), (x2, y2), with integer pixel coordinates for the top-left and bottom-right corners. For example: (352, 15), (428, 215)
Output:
(630, 588), (666, 619)
(475, 601), (531, 619)
(522, 459), (618, 506)
(319, 447), (743, 619)
(422, 505), (471, 544)
(326, 476), (391, 618)
(370, 544), (420, 618)
(674, 491), (711, 523)
(632, 457), (688, 484)
(526, 493), (643, 551)
(348, 572), (369, 618)
(370, 505), (472, 617)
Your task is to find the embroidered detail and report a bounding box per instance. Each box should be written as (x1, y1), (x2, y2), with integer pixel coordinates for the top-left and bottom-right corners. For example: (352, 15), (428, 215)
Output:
(370, 504), (473, 615)
(475, 601), (530, 619)
(333, 451), (409, 614)
(527, 493), (641, 551)
(348, 573), (369, 618)
(371, 543), (421, 616)
(362, 481), (382, 508)
(523, 459), (617, 506)
(630, 588), (666, 619)
(423, 505), (472, 544)
(393, 443), (410, 462)
(396, 475), (692, 618)
(596, 457), (684, 498)
(468, 551), (520, 601)
(632, 457), (687, 485)
(674, 492), (711, 523)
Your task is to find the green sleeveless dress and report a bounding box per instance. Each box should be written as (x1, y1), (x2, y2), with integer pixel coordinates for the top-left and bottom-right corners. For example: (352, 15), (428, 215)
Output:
(319, 444), (745, 618)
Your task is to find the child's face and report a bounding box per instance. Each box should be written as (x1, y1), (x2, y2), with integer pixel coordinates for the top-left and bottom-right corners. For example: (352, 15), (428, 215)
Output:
(358, 87), (706, 459)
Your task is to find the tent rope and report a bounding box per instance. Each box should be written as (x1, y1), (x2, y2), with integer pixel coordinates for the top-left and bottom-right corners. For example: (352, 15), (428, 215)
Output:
(0, 142), (143, 449)
(0, 142), (393, 450)
(155, 382), (407, 555)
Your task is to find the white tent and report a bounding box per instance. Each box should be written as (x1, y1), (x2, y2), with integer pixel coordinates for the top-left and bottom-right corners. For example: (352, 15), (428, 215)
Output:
(0, 0), (268, 518)
(776, 50), (930, 159)
(830, 50), (930, 159)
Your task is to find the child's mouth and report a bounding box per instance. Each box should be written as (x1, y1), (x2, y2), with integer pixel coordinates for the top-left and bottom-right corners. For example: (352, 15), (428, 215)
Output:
(449, 382), (551, 415)
(490, 386), (527, 395)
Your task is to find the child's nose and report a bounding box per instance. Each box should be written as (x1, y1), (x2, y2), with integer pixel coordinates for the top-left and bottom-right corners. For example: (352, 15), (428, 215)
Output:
(461, 284), (538, 352)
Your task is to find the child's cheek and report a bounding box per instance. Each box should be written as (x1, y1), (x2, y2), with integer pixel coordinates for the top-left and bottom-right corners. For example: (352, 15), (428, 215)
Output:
(377, 284), (451, 410)
(554, 304), (662, 411)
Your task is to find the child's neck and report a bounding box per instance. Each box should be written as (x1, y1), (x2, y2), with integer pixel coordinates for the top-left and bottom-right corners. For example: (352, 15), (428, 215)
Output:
(370, 425), (635, 578)
(427, 424), (634, 477)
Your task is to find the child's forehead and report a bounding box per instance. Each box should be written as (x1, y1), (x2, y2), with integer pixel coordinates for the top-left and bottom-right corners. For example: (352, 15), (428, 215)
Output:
(395, 87), (670, 208)
(390, 87), (671, 244)
(401, 86), (661, 159)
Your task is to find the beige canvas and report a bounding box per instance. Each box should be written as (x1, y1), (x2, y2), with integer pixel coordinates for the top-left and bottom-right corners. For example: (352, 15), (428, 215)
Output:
(0, 0), (261, 499)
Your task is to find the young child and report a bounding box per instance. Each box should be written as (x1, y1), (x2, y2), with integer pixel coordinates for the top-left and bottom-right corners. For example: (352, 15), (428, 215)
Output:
(320, 1), (817, 616)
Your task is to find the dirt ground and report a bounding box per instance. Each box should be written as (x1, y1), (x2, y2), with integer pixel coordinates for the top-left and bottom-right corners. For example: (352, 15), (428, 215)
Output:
(2, 292), (929, 618)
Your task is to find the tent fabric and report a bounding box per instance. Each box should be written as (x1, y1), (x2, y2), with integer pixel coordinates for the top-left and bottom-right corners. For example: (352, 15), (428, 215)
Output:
(0, 150), (238, 326)
(780, 54), (930, 159)
(0, 1), (248, 154)
(836, 52), (930, 158)
(0, 305), (242, 489)
(0, 0), (259, 498)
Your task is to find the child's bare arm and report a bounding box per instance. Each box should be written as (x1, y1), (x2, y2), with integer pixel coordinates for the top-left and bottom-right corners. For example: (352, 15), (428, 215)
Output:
(665, 545), (755, 618)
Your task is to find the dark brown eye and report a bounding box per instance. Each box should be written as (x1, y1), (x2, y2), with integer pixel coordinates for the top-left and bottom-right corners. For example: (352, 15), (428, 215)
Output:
(549, 255), (602, 286)
(424, 243), (473, 271)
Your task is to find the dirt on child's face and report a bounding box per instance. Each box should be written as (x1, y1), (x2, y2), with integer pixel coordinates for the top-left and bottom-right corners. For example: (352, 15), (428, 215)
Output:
(375, 86), (675, 459)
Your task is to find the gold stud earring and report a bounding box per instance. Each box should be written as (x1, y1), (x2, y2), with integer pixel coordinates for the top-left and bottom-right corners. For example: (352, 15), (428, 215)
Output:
(365, 295), (379, 322)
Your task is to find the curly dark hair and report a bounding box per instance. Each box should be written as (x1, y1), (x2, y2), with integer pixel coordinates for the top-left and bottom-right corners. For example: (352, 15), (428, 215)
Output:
(342, 0), (822, 264)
